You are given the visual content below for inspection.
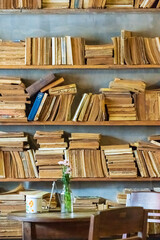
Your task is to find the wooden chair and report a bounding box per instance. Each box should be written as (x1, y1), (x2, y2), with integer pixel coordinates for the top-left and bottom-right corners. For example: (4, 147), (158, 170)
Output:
(88, 207), (147, 240)
(126, 192), (160, 239)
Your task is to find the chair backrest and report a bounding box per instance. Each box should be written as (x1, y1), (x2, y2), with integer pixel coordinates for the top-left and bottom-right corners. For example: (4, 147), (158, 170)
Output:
(88, 207), (147, 240)
(126, 192), (160, 223)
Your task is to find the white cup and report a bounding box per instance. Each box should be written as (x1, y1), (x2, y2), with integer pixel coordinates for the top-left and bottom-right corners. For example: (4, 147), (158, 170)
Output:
(26, 195), (43, 213)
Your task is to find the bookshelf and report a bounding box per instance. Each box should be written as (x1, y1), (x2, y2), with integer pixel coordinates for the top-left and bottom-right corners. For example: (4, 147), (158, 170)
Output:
(0, 9), (160, 191)
(0, 65), (160, 69)
(1, 121), (160, 126)
(1, 178), (160, 182)
(0, 9), (160, 14)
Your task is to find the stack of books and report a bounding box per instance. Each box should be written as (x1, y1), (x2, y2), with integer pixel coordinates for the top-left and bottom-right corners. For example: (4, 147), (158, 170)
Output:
(28, 82), (77, 122)
(0, 132), (38, 179)
(42, 0), (70, 8)
(0, 76), (30, 122)
(112, 29), (160, 65)
(25, 37), (52, 65)
(34, 131), (67, 178)
(68, 133), (108, 177)
(134, 138), (160, 178)
(0, 0), (41, 9)
(70, 0), (106, 8)
(52, 37), (85, 65)
(0, 193), (25, 238)
(72, 93), (106, 122)
(101, 144), (137, 178)
(73, 196), (105, 212)
(105, 0), (134, 8)
(116, 188), (151, 206)
(85, 44), (114, 65)
(100, 78), (147, 121)
(100, 91), (136, 121)
(0, 40), (25, 65)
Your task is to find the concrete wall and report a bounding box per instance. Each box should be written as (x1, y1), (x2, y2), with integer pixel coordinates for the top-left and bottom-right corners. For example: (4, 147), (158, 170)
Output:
(0, 12), (160, 201)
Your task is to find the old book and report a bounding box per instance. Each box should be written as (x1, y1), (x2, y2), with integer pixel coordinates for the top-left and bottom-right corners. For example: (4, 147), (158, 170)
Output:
(142, 150), (157, 177)
(66, 36), (73, 65)
(0, 151), (5, 178)
(25, 38), (32, 65)
(49, 83), (77, 95)
(40, 77), (64, 93)
(145, 90), (159, 120)
(87, 95), (100, 121)
(26, 73), (56, 97)
(148, 151), (160, 177)
(28, 149), (39, 178)
(78, 93), (92, 121)
(13, 152), (25, 178)
(121, 30), (132, 65)
(28, 92), (44, 121)
(34, 93), (48, 121)
(134, 150), (149, 177)
(69, 141), (99, 149)
(72, 93), (88, 121)
(38, 95), (53, 121)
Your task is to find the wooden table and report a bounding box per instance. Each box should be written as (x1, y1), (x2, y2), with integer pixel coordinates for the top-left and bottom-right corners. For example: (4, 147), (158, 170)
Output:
(8, 211), (95, 240)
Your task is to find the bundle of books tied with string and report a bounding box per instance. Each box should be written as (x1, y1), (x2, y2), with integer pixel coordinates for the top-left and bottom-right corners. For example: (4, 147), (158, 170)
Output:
(27, 73), (77, 122)
(68, 133), (108, 178)
(0, 131), (38, 179)
(34, 130), (67, 178)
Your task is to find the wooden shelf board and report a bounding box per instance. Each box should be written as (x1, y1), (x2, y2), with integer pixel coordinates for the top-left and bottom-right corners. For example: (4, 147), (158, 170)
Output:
(0, 65), (160, 70)
(1, 121), (160, 126)
(0, 178), (160, 182)
(0, 9), (160, 14)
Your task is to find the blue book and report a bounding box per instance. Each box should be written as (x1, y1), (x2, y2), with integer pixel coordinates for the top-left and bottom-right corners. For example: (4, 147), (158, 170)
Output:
(74, 0), (79, 8)
(28, 92), (44, 121)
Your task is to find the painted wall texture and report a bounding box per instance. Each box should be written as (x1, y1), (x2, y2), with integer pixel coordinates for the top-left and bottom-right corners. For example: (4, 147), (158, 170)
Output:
(0, 12), (160, 200)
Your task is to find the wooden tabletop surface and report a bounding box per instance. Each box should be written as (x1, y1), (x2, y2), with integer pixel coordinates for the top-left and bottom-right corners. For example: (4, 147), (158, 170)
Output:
(8, 211), (97, 223)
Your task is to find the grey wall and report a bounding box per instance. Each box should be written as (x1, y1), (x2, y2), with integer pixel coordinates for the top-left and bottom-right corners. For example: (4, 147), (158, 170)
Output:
(0, 12), (160, 201)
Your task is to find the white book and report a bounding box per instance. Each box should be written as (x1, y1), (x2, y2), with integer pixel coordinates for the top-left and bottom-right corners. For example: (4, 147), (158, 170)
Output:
(52, 37), (57, 65)
(61, 37), (67, 65)
(66, 36), (73, 65)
